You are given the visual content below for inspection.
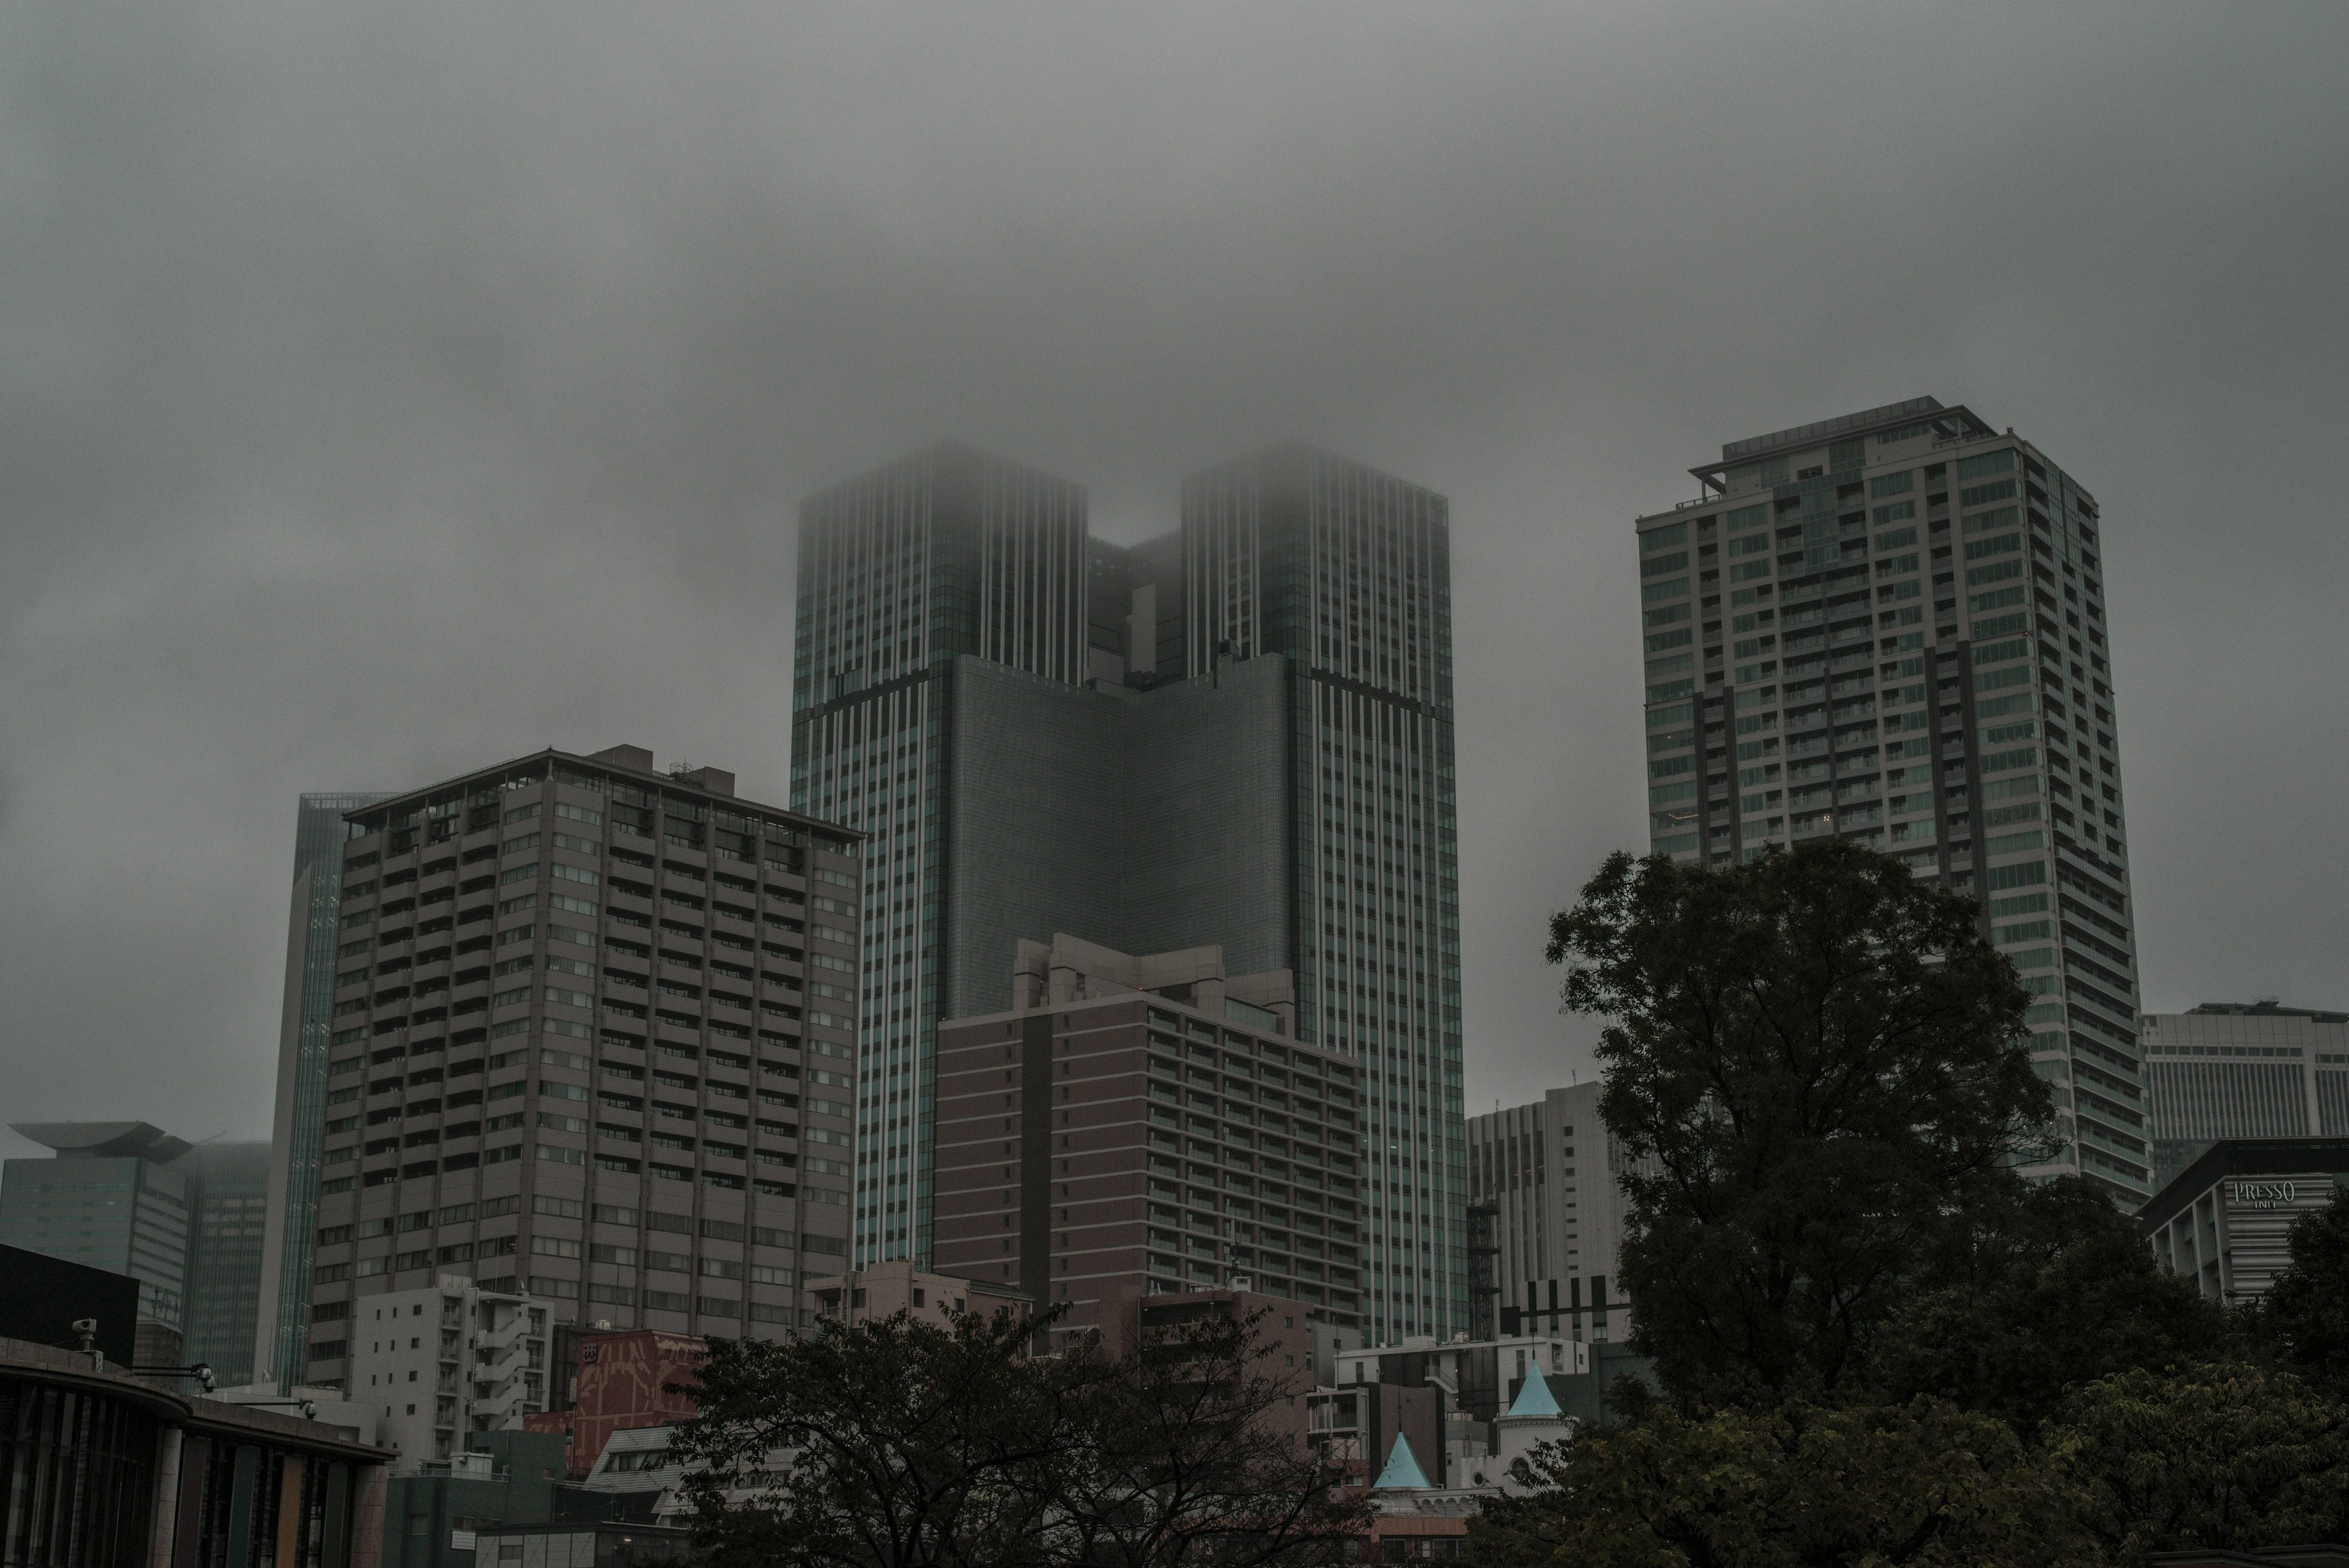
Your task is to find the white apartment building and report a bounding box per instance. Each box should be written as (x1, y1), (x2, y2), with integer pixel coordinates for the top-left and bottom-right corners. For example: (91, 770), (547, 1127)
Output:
(1466, 1083), (1637, 1343)
(349, 1275), (554, 1466)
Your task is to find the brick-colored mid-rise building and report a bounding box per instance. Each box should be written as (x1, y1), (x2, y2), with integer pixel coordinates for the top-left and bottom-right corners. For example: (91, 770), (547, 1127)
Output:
(931, 935), (1365, 1336)
(300, 745), (863, 1410)
(527, 1326), (706, 1478)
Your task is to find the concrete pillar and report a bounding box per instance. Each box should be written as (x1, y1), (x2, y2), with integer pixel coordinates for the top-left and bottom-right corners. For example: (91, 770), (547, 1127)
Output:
(348, 1462), (389, 1568)
(146, 1425), (184, 1568)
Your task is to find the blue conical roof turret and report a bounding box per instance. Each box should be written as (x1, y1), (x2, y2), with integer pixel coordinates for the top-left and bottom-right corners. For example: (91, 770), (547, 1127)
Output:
(1502, 1362), (1562, 1420)
(1371, 1432), (1432, 1489)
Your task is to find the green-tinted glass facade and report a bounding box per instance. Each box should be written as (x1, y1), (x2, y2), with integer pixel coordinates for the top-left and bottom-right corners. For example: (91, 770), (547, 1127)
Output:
(179, 1140), (272, 1386)
(1181, 448), (1466, 1342)
(258, 792), (393, 1390)
(793, 445), (1090, 1268)
(0, 1153), (188, 1326)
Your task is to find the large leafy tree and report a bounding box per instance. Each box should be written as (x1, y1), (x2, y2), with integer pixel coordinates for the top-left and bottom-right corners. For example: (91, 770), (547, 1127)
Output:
(673, 1306), (1075, 1568)
(1546, 840), (2054, 1405)
(1870, 1174), (2228, 1430)
(2257, 1186), (2349, 1388)
(1046, 1307), (1367, 1567)
(669, 1304), (1364, 1568)
(2049, 1363), (2349, 1561)
(1461, 1397), (2094, 1568)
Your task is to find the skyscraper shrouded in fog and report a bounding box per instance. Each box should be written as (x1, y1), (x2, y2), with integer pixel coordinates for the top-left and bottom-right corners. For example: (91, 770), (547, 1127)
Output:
(793, 442), (1468, 1340)
(2, 1121), (269, 1379)
(1634, 398), (2150, 1199)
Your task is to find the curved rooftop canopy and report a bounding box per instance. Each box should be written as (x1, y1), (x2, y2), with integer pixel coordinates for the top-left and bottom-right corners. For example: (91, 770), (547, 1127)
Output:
(8, 1121), (193, 1164)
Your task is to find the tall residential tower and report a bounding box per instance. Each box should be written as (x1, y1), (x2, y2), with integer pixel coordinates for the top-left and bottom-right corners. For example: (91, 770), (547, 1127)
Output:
(1635, 398), (2148, 1199)
(792, 442), (1467, 1341)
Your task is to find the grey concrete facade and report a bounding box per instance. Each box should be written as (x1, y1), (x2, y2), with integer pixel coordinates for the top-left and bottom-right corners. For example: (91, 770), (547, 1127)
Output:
(1465, 1085), (1638, 1345)
(2143, 1002), (2349, 1186)
(300, 746), (860, 1400)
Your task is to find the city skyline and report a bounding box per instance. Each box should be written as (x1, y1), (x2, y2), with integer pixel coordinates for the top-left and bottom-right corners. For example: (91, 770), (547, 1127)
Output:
(4, 6), (2347, 1170)
(3, 393), (2342, 1161)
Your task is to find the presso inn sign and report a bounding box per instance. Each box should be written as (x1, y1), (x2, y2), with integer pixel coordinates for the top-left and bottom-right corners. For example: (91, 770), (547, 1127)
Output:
(2227, 1180), (2299, 1209)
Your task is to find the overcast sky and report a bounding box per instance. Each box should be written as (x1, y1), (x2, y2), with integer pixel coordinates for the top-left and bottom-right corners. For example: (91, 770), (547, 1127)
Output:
(3, 2), (2345, 1157)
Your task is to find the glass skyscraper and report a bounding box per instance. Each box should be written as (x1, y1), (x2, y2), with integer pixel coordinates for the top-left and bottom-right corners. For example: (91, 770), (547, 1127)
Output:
(792, 445), (1091, 1270)
(1636, 398), (2150, 1199)
(3, 1123), (271, 1374)
(1182, 448), (1465, 1340)
(1, 1121), (195, 1328)
(179, 1139), (273, 1385)
(793, 442), (1468, 1340)
(254, 790), (394, 1389)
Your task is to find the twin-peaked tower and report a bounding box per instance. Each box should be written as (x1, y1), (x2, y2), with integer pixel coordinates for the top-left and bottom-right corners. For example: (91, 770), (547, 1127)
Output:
(791, 443), (1468, 1343)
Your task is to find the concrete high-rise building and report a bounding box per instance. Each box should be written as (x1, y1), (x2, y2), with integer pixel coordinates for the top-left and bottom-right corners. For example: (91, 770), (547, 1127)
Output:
(793, 442), (1465, 1341)
(1464, 1085), (1639, 1345)
(2, 1121), (196, 1330)
(1636, 398), (2148, 1198)
(2143, 1001), (2349, 1186)
(257, 790), (396, 1391)
(299, 745), (861, 1398)
(930, 934), (1364, 1333)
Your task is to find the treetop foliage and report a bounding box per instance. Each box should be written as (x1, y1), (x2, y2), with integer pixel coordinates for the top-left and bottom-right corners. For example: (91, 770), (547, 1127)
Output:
(1480, 842), (2349, 1566)
(669, 1302), (1366, 1568)
(1548, 840), (2054, 1403)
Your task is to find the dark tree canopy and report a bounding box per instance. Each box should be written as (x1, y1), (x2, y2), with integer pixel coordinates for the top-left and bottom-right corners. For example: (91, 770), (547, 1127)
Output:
(2053, 1363), (2349, 1563)
(1461, 1397), (2093, 1568)
(673, 1306), (1072, 1568)
(669, 1304), (1365, 1568)
(1463, 1368), (2349, 1568)
(1546, 841), (2054, 1405)
(1869, 1174), (2228, 1429)
(2257, 1186), (2349, 1389)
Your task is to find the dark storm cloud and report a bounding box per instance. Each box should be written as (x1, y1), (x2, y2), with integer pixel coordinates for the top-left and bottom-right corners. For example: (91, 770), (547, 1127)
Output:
(4, 2), (2345, 1151)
